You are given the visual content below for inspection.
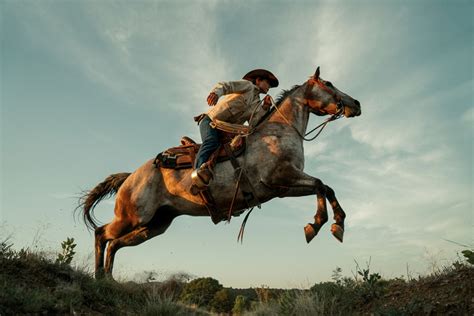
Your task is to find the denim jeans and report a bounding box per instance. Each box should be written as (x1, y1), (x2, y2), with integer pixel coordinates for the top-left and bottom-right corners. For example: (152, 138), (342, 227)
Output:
(195, 115), (220, 168)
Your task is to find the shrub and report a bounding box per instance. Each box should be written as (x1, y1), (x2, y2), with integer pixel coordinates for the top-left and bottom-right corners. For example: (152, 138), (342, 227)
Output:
(354, 259), (386, 302)
(232, 294), (250, 315)
(461, 250), (474, 265)
(179, 277), (222, 308)
(56, 237), (76, 265)
(142, 295), (190, 316)
(254, 285), (275, 303)
(210, 288), (234, 313)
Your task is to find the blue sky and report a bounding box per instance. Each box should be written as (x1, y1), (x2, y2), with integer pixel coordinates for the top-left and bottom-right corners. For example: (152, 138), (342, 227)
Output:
(1, 0), (472, 288)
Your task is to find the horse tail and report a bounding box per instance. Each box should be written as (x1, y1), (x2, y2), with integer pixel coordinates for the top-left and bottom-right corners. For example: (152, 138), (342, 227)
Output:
(78, 172), (131, 230)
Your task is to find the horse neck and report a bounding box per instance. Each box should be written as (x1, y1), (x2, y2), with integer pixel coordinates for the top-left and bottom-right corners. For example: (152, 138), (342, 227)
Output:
(267, 86), (310, 136)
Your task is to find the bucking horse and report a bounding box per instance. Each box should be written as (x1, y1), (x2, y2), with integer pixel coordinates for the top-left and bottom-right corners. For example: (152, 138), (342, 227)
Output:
(79, 67), (361, 278)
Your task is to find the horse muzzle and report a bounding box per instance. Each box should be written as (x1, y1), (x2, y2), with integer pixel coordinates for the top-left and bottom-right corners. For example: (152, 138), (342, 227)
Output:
(343, 99), (361, 117)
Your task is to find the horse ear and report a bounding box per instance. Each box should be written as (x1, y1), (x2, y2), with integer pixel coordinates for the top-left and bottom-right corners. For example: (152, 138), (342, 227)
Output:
(314, 66), (320, 79)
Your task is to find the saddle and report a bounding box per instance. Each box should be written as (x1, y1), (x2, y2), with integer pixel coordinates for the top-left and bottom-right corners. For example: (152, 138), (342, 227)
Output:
(153, 134), (246, 170)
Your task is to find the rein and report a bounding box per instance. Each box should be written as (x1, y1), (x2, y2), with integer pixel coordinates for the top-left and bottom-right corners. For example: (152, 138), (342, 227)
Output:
(273, 78), (344, 141)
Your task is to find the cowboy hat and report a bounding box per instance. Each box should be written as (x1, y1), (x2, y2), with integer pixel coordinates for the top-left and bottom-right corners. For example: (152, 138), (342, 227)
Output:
(242, 69), (279, 88)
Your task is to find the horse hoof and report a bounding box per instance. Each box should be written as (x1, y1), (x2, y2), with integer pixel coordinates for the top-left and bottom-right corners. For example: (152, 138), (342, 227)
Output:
(304, 223), (318, 243)
(331, 224), (344, 243)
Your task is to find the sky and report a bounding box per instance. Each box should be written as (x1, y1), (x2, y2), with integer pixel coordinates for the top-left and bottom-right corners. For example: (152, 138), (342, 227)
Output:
(1, 0), (472, 288)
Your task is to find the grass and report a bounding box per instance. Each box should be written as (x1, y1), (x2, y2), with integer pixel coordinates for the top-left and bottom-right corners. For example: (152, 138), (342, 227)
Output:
(1, 238), (472, 315)
(0, 239), (207, 315)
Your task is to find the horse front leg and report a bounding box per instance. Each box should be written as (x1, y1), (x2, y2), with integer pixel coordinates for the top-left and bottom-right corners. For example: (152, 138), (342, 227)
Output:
(325, 185), (345, 243)
(303, 182), (328, 244)
(276, 174), (328, 243)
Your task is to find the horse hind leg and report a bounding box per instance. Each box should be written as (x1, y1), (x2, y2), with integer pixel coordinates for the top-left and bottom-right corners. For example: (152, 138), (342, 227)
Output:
(325, 184), (346, 243)
(95, 219), (134, 279)
(104, 208), (177, 277)
(95, 217), (135, 278)
(94, 224), (108, 279)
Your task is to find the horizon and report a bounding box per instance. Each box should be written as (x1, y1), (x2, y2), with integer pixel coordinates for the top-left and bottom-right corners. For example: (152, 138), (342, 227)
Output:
(1, 0), (472, 288)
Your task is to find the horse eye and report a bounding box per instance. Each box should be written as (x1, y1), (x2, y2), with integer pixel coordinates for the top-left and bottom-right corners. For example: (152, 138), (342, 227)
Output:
(325, 81), (333, 87)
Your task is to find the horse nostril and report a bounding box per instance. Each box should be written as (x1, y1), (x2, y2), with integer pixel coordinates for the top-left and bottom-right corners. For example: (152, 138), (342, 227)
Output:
(354, 99), (360, 106)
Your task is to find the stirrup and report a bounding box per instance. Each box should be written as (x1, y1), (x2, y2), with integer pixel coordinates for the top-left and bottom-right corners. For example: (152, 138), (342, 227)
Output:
(191, 166), (213, 189)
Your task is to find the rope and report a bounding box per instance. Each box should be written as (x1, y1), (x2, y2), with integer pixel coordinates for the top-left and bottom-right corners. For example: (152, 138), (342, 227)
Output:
(227, 168), (243, 222)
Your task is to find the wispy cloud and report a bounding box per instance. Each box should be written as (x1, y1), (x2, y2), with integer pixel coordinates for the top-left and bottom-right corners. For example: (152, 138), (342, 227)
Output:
(13, 2), (228, 120)
(462, 106), (473, 123)
(49, 193), (76, 200)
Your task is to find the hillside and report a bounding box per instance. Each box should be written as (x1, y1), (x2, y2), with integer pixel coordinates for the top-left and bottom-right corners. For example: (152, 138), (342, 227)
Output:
(1, 241), (472, 315)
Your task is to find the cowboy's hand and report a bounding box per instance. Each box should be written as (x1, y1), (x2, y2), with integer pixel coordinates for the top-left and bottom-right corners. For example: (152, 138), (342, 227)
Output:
(207, 92), (219, 106)
(262, 95), (273, 110)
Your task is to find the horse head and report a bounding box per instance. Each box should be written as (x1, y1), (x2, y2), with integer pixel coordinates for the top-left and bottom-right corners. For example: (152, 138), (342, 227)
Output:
(304, 67), (361, 118)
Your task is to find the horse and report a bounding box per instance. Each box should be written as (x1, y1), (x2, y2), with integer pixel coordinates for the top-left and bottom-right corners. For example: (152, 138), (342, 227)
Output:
(79, 66), (361, 278)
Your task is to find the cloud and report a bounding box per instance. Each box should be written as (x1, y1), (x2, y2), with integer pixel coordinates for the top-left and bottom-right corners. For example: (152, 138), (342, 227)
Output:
(49, 193), (76, 200)
(462, 106), (473, 123)
(349, 77), (472, 154)
(304, 140), (328, 159)
(10, 1), (228, 120)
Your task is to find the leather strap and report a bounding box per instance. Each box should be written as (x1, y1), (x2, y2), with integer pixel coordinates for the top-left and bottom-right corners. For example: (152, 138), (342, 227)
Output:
(223, 143), (261, 211)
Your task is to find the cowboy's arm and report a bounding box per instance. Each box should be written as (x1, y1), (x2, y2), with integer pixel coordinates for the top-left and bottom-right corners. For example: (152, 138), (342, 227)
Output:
(207, 80), (252, 105)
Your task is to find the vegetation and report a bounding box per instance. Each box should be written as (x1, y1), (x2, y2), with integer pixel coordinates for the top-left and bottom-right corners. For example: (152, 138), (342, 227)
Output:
(0, 237), (472, 315)
(180, 276), (223, 307)
(55, 237), (76, 265)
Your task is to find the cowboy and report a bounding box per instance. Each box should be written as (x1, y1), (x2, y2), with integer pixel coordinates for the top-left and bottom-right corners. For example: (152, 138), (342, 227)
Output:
(191, 69), (279, 188)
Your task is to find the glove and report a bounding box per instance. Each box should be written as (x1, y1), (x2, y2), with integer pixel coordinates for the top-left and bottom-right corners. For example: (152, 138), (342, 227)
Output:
(262, 95), (273, 110)
(207, 92), (218, 106)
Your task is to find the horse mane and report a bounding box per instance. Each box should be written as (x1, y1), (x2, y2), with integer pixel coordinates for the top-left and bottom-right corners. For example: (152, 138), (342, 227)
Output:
(275, 85), (301, 106)
(254, 84), (302, 127)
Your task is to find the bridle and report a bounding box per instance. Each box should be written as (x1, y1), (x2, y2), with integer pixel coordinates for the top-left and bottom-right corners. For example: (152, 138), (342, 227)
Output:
(305, 77), (345, 115)
(273, 76), (344, 141)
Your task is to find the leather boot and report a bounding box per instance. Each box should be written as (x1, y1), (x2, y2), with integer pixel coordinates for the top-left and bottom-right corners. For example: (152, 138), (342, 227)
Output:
(191, 164), (214, 189)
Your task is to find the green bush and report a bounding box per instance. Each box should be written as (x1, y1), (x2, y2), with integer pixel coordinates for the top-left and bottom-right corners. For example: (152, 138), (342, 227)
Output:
(56, 237), (76, 265)
(232, 294), (250, 314)
(461, 250), (474, 265)
(210, 288), (234, 313)
(179, 277), (222, 307)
